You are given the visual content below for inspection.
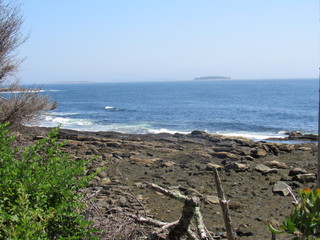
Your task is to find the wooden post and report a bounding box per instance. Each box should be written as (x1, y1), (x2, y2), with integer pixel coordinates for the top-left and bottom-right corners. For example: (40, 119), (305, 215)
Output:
(212, 168), (235, 240)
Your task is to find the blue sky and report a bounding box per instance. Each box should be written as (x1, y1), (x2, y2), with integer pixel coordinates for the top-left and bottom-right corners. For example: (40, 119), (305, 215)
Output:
(18, 1), (318, 83)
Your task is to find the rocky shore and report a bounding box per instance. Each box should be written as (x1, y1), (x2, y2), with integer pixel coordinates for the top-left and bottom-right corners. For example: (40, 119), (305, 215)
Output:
(16, 127), (318, 239)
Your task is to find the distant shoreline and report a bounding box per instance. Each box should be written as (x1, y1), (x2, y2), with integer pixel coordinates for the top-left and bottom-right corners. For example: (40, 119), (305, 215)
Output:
(194, 76), (231, 81)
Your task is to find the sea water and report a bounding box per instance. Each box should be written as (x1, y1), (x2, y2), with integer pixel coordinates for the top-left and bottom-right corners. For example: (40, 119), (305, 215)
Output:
(31, 79), (317, 141)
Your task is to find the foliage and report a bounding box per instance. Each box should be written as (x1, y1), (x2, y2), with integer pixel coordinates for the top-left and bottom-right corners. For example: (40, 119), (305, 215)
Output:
(269, 188), (320, 240)
(0, 123), (99, 239)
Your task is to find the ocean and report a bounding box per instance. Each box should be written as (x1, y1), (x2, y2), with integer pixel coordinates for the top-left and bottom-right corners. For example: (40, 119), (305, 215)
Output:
(32, 79), (317, 141)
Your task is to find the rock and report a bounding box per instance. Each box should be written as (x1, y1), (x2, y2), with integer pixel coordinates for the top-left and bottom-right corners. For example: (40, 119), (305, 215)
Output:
(98, 171), (109, 178)
(245, 156), (255, 161)
(225, 162), (250, 172)
(106, 142), (122, 148)
(119, 196), (127, 207)
(100, 177), (112, 185)
(265, 160), (288, 169)
(278, 144), (295, 152)
(34, 135), (45, 140)
(191, 130), (207, 136)
(288, 132), (317, 141)
(255, 164), (278, 174)
(205, 163), (224, 171)
(266, 144), (280, 155)
(288, 167), (307, 176)
(161, 161), (176, 167)
(211, 151), (238, 160)
(298, 147), (312, 151)
(292, 173), (316, 183)
(204, 195), (219, 204)
(251, 148), (267, 158)
(229, 201), (242, 210)
(273, 181), (291, 196)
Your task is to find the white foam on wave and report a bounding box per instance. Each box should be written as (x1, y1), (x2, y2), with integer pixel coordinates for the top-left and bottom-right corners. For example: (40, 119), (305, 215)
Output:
(40, 115), (93, 127)
(46, 90), (63, 92)
(1, 90), (45, 94)
(147, 128), (190, 135)
(217, 131), (287, 140)
(104, 106), (114, 110)
(48, 112), (79, 116)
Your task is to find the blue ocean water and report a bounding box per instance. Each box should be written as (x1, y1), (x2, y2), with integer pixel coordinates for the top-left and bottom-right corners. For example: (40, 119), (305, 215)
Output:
(35, 79), (317, 140)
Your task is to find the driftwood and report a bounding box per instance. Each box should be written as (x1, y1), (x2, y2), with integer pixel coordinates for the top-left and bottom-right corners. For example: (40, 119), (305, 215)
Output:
(212, 168), (236, 240)
(130, 182), (213, 240)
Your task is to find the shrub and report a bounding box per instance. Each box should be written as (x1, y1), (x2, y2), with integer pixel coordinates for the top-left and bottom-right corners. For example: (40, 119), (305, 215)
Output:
(269, 188), (320, 240)
(0, 0), (56, 128)
(0, 123), (99, 239)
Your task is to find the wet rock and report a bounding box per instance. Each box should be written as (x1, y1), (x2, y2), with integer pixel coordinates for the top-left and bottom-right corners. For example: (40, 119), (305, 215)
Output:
(273, 181), (291, 196)
(251, 148), (267, 158)
(254, 164), (278, 174)
(292, 173), (316, 183)
(288, 167), (307, 176)
(205, 163), (224, 171)
(265, 160), (288, 169)
(288, 132), (317, 141)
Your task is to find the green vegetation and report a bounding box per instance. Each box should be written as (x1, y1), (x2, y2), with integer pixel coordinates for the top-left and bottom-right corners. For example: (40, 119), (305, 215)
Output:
(269, 188), (320, 240)
(0, 123), (99, 239)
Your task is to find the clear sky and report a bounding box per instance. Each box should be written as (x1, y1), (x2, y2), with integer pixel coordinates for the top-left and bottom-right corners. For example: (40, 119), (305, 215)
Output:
(18, 1), (318, 83)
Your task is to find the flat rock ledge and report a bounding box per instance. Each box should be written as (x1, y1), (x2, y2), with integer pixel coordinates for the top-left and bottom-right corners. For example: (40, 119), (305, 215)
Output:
(17, 127), (318, 240)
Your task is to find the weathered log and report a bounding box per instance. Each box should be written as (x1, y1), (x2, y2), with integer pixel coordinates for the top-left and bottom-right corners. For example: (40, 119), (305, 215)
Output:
(134, 182), (213, 240)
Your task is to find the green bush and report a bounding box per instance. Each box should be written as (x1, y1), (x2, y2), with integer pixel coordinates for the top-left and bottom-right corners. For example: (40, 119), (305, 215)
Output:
(0, 123), (99, 239)
(269, 188), (320, 240)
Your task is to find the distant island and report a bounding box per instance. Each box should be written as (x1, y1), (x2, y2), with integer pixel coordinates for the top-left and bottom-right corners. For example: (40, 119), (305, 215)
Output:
(194, 76), (231, 81)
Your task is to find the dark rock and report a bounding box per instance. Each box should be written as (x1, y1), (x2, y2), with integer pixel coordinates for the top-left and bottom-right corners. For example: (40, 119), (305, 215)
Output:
(34, 135), (45, 140)
(107, 142), (122, 148)
(292, 173), (316, 183)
